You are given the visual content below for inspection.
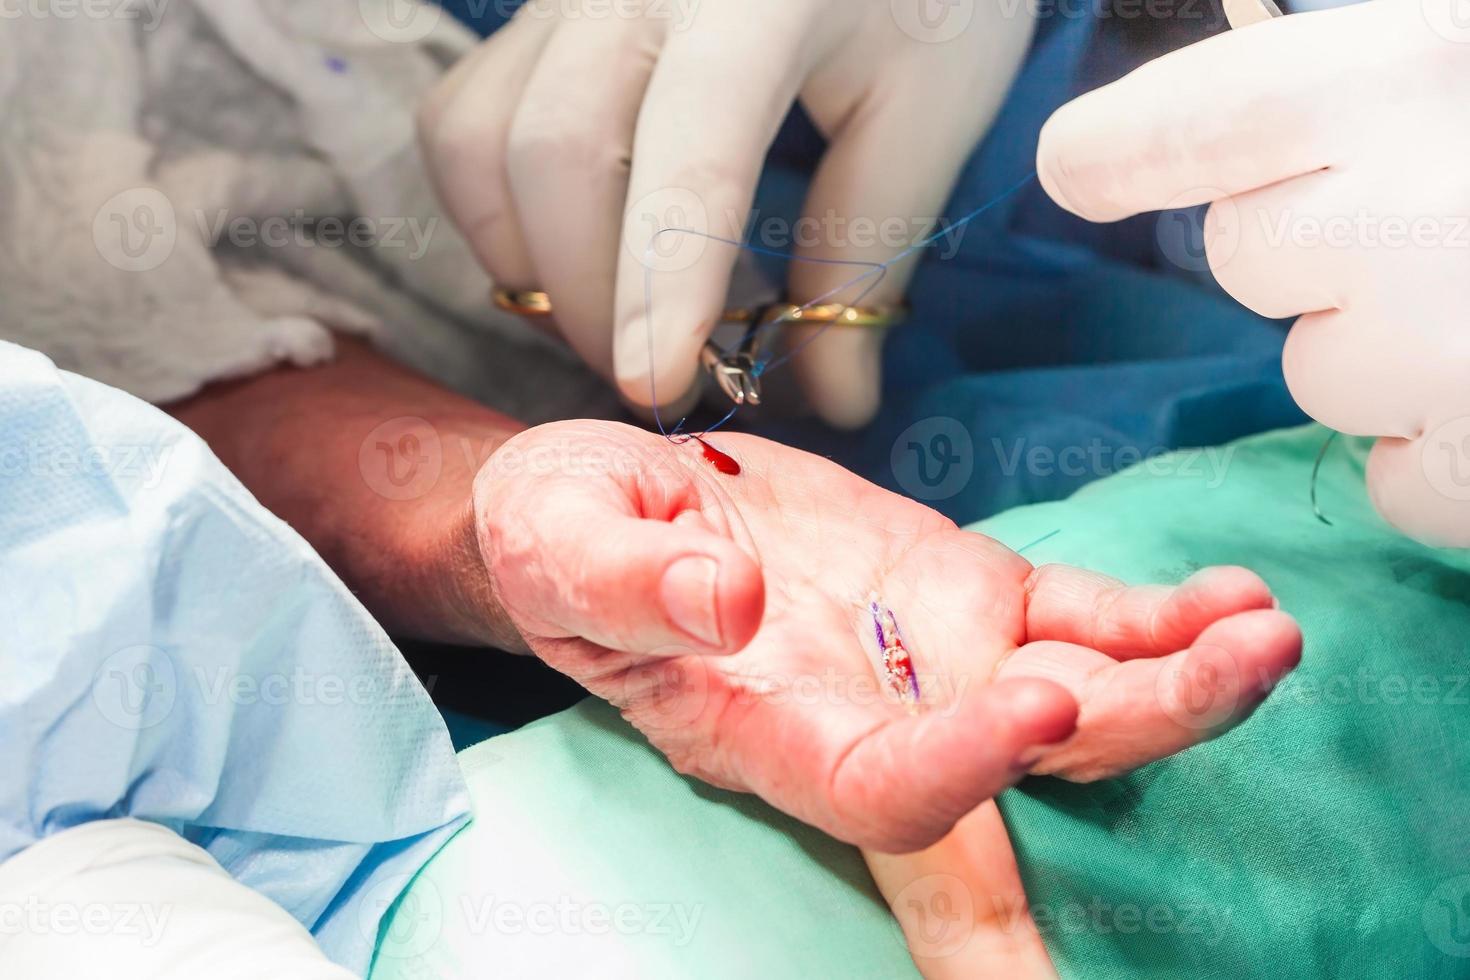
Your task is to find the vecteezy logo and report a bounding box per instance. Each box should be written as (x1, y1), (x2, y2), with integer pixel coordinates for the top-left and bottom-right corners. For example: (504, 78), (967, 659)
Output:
(891, 417), (974, 501)
(1154, 188), (1238, 276)
(359, 417), (443, 501)
(1443, 436), (1470, 487)
(911, 435), (959, 485)
(1155, 643), (1240, 731)
(1422, 0), (1470, 44)
(1424, 875), (1470, 958)
(1423, 417), (1470, 502)
(381, 436), (426, 485)
(358, 0), (442, 43)
(92, 645), (178, 731)
(891, 0), (976, 43)
(892, 874), (975, 958)
(93, 188), (177, 273)
(360, 873), (442, 960)
(1160, 210), (1208, 271)
(622, 651), (711, 732)
(622, 187), (710, 275)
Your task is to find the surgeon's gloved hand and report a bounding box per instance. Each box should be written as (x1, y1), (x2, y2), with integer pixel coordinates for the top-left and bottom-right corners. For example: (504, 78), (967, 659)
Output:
(1036, 0), (1470, 546)
(472, 420), (1301, 851)
(418, 0), (1034, 428)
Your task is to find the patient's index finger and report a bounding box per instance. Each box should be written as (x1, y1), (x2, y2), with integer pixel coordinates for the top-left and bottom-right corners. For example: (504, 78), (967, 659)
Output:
(1003, 609), (1302, 779)
(1036, 4), (1369, 222)
(1024, 564), (1276, 659)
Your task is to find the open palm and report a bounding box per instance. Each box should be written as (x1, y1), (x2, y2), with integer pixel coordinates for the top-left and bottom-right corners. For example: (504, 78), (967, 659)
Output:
(474, 421), (1301, 852)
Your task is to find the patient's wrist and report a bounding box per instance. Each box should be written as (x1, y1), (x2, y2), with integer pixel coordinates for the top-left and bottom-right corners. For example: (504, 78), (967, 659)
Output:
(168, 334), (530, 650)
(405, 487), (527, 653)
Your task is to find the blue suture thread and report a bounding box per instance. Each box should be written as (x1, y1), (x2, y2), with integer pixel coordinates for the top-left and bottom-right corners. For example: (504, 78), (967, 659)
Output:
(644, 170), (1039, 442)
(1015, 529), (1061, 555)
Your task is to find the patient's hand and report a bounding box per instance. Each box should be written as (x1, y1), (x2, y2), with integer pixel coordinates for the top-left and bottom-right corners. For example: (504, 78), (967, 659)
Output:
(475, 420), (1302, 852)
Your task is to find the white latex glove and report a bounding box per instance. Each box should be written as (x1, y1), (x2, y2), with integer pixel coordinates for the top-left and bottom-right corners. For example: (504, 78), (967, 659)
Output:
(1036, 0), (1470, 546)
(418, 0), (1034, 428)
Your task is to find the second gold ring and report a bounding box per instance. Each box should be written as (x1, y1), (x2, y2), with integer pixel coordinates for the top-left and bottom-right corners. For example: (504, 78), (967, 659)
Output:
(492, 289), (907, 331)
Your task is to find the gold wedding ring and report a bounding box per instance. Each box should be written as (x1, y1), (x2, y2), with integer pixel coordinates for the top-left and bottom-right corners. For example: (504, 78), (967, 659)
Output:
(492, 289), (907, 331)
(491, 288), (555, 316)
(493, 288), (908, 408)
(717, 302), (907, 330)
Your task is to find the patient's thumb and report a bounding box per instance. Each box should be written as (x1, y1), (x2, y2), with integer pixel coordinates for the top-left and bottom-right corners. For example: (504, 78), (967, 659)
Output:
(520, 512), (765, 657)
(1367, 430), (1470, 548)
(834, 679), (1077, 853)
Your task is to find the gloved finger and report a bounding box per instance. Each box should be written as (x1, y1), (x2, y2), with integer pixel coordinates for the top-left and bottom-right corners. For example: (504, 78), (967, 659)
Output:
(1280, 189), (1470, 437)
(1035, 2), (1377, 222)
(787, 20), (1033, 429)
(417, 13), (554, 298)
(1000, 609), (1301, 781)
(507, 14), (659, 378)
(826, 678), (1077, 852)
(1203, 169), (1349, 320)
(612, 1), (824, 409)
(780, 291), (890, 430)
(1368, 430), (1470, 548)
(780, 107), (923, 430)
(1282, 305), (1453, 439)
(1023, 564), (1276, 659)
(480, 486), (765, 657)
(781, 103), (933, 430)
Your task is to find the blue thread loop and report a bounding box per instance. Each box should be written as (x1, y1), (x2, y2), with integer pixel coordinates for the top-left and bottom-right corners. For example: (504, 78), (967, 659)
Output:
(643, 171), (1038, 441)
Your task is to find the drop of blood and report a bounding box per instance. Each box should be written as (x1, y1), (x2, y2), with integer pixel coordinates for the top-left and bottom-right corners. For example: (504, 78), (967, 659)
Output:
(699, 441), (741, 476)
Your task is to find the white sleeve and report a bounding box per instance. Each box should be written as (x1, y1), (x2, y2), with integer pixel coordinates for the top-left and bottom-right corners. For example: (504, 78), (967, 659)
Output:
(0, 820), (357, 980)
(0, 12), (335, 405)
(3, 2), (600, 421)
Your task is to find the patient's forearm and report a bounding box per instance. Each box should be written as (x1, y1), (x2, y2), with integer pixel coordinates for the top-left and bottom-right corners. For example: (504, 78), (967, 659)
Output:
(864, 804), (1057, 980)
(168, 336), (526, 650)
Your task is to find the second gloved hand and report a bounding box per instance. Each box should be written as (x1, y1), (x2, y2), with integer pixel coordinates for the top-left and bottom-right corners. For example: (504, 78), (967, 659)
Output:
(1037, 0), (1470, 546)
(418, 0), (1035, 428)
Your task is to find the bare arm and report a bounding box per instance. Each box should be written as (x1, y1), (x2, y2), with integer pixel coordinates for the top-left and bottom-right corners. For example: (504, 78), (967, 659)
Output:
(167, 336), (526, 650)
(864, 805), (1058, 979)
